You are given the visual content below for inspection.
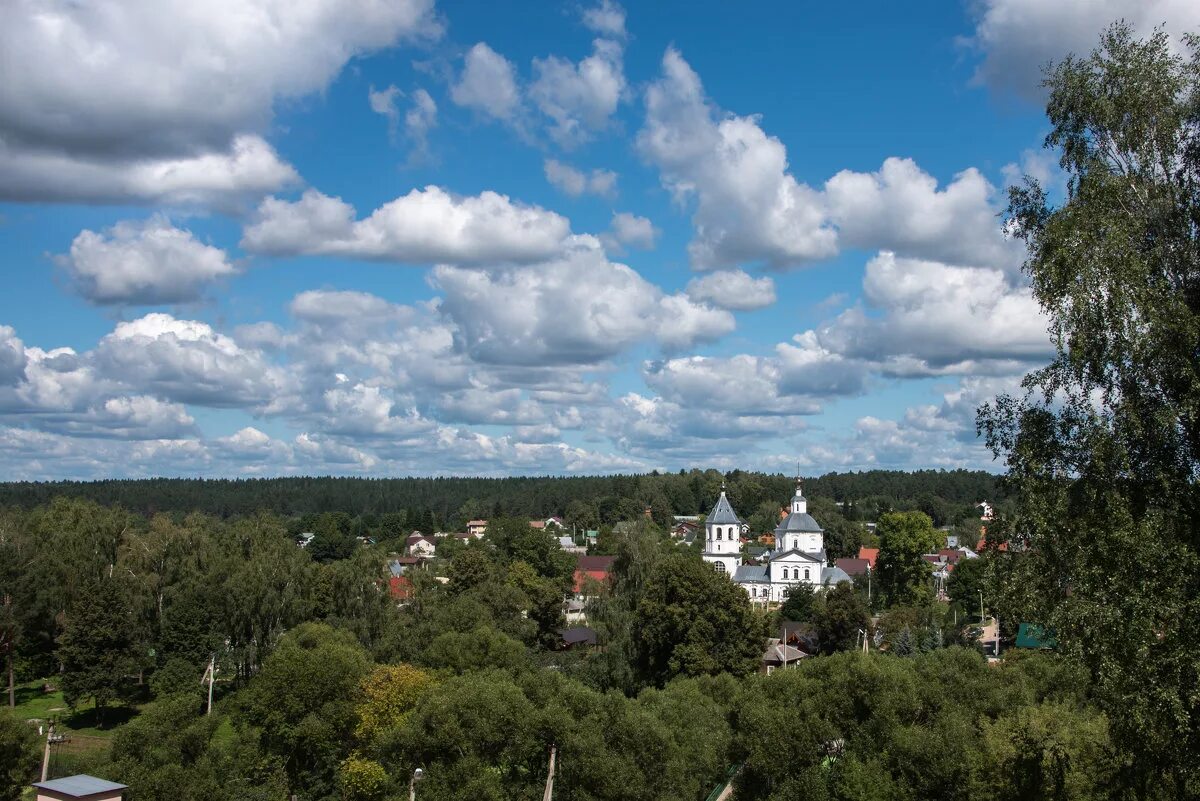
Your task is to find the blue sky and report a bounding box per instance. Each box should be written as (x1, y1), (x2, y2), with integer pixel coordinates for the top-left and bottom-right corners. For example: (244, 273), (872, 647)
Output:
(1, 0), (1196, 479)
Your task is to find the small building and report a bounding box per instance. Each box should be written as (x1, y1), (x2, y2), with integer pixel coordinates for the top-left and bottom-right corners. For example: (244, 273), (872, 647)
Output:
(557, 535), (586, 555)
(573, 555), (615, 594)
(558, 626), (598, 650)
(406, 534), (436, 558)
(834, 557), (870, 577)
(296, 532), (316, 548)
(671, 520), (699, 539)
(388, 575), (413, 601)
(467, 519), (488, 537)
(388, 556), (421, 576)
(563, 598), (587, 625)
(761, 638), (808, 674)
(33, 776), (127, 801)
(857, 547), (879, 570)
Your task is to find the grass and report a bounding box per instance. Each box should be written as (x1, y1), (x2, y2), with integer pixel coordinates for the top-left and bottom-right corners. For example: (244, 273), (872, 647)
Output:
(10, 678), (143, 737)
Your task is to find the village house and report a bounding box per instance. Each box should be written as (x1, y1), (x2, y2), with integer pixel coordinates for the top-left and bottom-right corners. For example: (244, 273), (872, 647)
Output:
(32, 776), (127, 801)
(557, 535), (587, 555)
(467, 519), (488, 537)
(573, 555), (615, 595)
(702, 479), (851, 603)
(406, 533), (436, 558)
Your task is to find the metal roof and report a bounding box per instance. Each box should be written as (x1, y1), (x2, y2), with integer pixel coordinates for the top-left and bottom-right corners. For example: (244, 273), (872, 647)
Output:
(33, 775), (128, 797)
(821, 566), (852, 586)
(707, 491), (743, 525)
(732, 564), (768, 583)
(774, 511), (823, 534)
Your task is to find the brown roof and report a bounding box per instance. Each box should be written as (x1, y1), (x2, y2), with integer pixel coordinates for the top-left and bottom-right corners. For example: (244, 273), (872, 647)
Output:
(576, 555), (616, 572)
(467, 519), (488, 526)
(835, 557), (870, 576)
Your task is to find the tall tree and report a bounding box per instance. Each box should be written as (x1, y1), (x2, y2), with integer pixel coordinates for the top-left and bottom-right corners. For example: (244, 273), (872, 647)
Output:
(978, 24), (1200, 798)
(57, 578), (139, 722)
(815, 581), (871, 654)
(632, 552), (763, 684)
(875, 511), (940, 607)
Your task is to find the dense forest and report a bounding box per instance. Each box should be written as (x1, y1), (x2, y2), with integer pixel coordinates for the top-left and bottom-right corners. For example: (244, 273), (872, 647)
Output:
(0, 468), (1003, 530)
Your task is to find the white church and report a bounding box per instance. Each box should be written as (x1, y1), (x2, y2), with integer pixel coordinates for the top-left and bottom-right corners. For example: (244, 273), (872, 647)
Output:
(702, 478), (851, 603)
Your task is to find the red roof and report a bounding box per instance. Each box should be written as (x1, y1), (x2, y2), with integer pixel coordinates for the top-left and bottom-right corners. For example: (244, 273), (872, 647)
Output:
(573, 555), (616, 593)
(835, 557), (870, 576)
(530, 520), (546, 529)
(938, 549), (964, 564)
(388, 576), (412, 600)
(858, 547), (879, 569)
(976, 538), (1009, 552)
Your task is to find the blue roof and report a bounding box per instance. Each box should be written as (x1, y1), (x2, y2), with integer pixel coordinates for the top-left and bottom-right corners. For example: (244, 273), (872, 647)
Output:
(775, 511), (823, 534)
(732, 564), (768, 582)
(33, 775), (128, 796)
(707, 491), (743, 525)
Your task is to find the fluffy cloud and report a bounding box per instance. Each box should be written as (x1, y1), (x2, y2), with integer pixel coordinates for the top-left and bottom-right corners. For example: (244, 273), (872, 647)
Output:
(0, 134), (299, 207)
(685, 269), (775, 311)
(639, 49), (1022, 273)
(0, 327), (26, 386)
(451, 43), (522, 121)
(368, 84), (403, 139)
(1, 0), (438, 204)
(242, 186), (572, 265)
(57, 217), (236, 305)
(965, 0), (1200, 98)
(825, 158), (1021, 271)
(94, 314), (294, 410)
(405, 89), (439, 161)
(603, 212), (658, 251)
(639, 48), (836, 269)
(544, 159), (617, 198)
(531, 38), (625, 146)
(813, 252), (1052, 376)
(582, 0), (626, 38)
(431, 244), (734, 365)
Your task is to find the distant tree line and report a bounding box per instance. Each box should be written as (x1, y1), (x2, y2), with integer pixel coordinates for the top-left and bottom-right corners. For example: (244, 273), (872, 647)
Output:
(0, 468), (1004, 531)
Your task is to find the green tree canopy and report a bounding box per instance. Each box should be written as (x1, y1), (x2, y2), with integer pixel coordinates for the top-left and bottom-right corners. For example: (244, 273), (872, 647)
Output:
(978, 23), (1200, 798)
(632, 553), (763, 684)
(875, 511), (941, 607)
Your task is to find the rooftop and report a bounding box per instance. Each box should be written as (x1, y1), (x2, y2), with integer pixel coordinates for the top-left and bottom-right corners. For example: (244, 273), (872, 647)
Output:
(707, 490), (743, 525)
(32, 775), (128, 797)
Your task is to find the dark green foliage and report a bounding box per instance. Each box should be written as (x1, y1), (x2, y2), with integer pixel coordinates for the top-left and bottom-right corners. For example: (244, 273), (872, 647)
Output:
(57, 578), (139, 721)
(0, 708), (39, 801)
(779, 581), (817, 623)
(977, 24), (1200, 797)
(239, 623), (371, 797)
(633, 553), (764, 684)
(875, 511), (941, 607)
(815, 582), (871, 655)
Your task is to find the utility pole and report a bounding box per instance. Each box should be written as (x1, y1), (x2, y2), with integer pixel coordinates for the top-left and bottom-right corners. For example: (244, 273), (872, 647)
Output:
(202, 654), (217, 715)
(409, 768), (424, 801)
(40, 723), (53, 782)
(978, 591), (985, 623)
(543, 745), (557, 801)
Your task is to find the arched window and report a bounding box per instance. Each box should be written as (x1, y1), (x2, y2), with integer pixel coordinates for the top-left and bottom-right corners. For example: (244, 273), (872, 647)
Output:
(751, 587), (757, 597)
(792, 568), (799, 580)
(714, 561), (726, 572)
(804, 568), (810, 581)
(716, 529), (722, 541)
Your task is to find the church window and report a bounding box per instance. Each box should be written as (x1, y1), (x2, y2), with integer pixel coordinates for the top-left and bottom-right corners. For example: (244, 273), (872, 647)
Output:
(804, 568), (810, 581)
(716, 529), (722, 541)
(714, 561), (726, 572)
(792, 568), (799, 580)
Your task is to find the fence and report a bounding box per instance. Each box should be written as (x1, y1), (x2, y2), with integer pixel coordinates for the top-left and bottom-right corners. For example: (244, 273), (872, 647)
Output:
(45, 732), (111, 779)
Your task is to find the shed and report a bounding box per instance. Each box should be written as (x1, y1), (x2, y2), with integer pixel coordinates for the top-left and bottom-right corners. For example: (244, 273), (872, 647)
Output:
(33, 775), (127, 801)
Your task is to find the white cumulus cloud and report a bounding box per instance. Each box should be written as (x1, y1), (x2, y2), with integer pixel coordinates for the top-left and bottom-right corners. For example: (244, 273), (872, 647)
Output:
(685, 269), (776, 311)
(57, 217), (237, 305)
(242, 186), (572, 265)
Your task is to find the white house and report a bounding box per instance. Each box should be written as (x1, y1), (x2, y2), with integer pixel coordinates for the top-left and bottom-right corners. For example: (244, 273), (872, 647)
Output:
(702, 478), (851, 603)
(406, 534), (436, 558)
